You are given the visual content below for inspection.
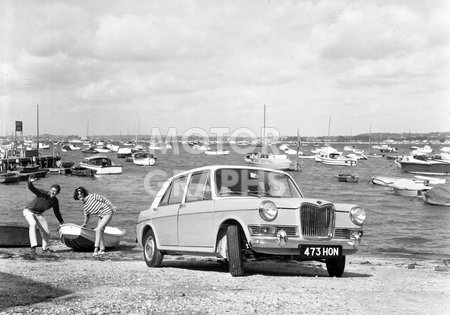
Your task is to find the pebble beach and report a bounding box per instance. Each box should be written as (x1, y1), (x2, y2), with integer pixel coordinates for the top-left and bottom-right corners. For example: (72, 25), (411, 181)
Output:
(1, 239), (449, 314)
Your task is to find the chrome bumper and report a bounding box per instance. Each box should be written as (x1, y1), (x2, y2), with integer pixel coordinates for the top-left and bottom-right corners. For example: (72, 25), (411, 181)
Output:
(248, 233), (361, 256)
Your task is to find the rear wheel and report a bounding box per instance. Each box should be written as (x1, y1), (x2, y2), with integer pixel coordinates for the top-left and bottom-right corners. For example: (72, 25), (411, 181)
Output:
(227, 225), (245, 277)
(326, 256), (346, 277)
(143, 230), (164, 267)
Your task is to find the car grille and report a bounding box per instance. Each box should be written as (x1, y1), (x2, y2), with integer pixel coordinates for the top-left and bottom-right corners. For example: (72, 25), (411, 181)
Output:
(300, 202), (335, 240)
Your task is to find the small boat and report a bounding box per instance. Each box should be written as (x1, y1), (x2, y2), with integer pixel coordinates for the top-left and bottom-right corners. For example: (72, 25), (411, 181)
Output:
(370, 176), (400, 187)
(395, 155), (450, 175)
(245, 152), (295, 171)
(0, 171), (20, 184)
(70, 166), (97, 176)
(95, 146), (111, 153)
(82, 147), (99, 154)
(337, 173), (359, 183)
(132, 152), (156, 166)
(204, 149), (230, 155)
(61, 144), (72, 152)
(391, 179), (432, 197)
(69, 144), (81, 150)
(79, 155), (122, 175)
(370, 175), (437, 187)
(0, 225), (42, 247)
(422, 186), (450, 206)
(315, 152), (357, 166)
(117, 147), (133, 158)
(57, 223), (126, 251)
(414, 175), (446, 185)
(379, 145), (398, 153)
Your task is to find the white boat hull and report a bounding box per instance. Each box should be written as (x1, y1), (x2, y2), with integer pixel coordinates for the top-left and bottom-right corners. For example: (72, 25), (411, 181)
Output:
(57, 223), (126, 251)
(79, 163), (122, 174)
(133, 157), (156, 166)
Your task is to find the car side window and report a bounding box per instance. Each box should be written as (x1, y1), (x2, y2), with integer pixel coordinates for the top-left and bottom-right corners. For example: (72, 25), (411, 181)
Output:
(167, 175), (188, 205)
(186, 171), (211, 202)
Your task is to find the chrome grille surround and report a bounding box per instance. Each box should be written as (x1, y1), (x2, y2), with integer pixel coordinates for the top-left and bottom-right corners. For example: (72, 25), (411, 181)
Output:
(300, 202), (335, 240)
(248, 225), (298, 237)
(334, 228), (363, 239)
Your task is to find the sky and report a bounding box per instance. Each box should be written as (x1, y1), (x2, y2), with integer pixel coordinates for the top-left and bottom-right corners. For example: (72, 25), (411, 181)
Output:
(0, 0), (449, 138)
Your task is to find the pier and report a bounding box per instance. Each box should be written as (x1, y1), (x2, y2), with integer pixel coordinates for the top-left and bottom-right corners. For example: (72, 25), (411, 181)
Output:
(0, 153), (60, 173)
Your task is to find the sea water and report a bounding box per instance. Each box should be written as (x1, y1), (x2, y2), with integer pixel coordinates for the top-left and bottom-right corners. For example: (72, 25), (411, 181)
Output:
(1, 143), (449, 262)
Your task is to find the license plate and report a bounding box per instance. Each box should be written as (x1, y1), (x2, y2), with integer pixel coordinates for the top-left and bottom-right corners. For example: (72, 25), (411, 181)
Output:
(299, 245), (342, 258)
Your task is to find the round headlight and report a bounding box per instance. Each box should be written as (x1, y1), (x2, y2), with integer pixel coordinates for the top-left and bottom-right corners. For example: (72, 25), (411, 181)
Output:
(350, 206), (366, 226)
(259, 200), (278, 221)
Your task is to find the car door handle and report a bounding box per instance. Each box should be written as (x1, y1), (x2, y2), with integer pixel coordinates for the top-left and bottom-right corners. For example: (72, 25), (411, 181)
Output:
(179, 203), (186, 208)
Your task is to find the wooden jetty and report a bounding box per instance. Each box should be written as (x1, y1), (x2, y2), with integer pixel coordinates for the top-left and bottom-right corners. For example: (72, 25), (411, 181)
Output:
(0, 152), (60, 173)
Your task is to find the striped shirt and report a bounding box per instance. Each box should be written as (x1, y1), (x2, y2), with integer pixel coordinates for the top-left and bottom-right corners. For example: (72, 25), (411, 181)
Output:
(83, 193), (117, 225)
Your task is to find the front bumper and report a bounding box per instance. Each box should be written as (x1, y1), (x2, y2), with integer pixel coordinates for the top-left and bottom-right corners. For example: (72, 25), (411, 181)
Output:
(248, 232), (362, 256)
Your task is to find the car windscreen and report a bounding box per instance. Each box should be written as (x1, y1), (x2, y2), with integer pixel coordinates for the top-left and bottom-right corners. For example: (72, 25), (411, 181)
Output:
(215, 168), (301, 198)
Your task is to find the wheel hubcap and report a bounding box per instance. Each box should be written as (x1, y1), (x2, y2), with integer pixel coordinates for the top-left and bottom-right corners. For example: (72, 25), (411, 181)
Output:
(145, 236), (155, 260)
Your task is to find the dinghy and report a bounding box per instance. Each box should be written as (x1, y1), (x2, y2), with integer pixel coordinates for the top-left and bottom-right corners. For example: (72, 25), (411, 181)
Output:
(337, 173), (359, 183)
(0, 225), (41, 247)
(391, 179), (432, 197)
(422, 186), (450, 206)
(57, 223), (126, 251)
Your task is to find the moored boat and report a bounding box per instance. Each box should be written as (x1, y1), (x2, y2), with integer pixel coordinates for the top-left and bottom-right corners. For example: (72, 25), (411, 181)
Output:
(422, 186), (450, 206)
(396, 155), (450, 175)
(204, 149), (230, 155)
(57, 223), (126, 251)
(337, 173), (359, 183)
(117, 147), (133, 158)
(82, 147), (99, 154)
(70, 166), (97, 176)
(245, 152), (295, 171)
(316, 152), (357, 166)
(391, 179), (432, 197)
(79, 155), (122, 175)
(132, 152), (156, 166)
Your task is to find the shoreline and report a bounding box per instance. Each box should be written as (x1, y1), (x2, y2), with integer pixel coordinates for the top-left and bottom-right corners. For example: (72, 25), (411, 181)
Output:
(1, 242), (449, 314)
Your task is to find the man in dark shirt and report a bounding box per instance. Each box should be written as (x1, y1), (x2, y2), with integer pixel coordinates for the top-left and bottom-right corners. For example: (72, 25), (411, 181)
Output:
(23, 177), (64, 256)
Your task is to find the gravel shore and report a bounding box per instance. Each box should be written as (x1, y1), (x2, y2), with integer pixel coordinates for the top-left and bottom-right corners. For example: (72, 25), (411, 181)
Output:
(1, 241), (449, 314)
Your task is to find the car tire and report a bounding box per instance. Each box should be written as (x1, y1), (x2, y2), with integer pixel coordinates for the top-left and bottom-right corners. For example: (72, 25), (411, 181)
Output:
(326, 255), (346, 277)
(143, 230), (164, 267)
(227, 225), (245, 277)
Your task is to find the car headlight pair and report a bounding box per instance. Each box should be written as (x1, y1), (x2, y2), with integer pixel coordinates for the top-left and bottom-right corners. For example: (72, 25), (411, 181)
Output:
(350, 206), (366, 226)
(259, 200), (278, 221)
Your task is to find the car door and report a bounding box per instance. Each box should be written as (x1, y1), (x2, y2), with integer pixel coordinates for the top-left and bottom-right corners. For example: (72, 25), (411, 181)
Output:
(178, 171), (215, 248)
(152, 175), (188, 247)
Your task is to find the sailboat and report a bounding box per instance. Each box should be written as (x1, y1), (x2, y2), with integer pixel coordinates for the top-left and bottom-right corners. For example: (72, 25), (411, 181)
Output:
(245, 105), (295, 171)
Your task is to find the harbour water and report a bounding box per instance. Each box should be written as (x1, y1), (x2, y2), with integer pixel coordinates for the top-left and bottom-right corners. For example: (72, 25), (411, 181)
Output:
(1, 143), (449, 262)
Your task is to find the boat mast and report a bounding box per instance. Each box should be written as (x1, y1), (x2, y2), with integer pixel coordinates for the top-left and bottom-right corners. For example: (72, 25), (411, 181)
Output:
(262, 104), (266, 153)
(327, 117), (331, 138)
(36, 104), (39, 154)
(136, 118), (139, 146)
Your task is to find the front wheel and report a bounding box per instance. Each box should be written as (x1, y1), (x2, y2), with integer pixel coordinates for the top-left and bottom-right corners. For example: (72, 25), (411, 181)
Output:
(227, 225), (245, 277)
(326, 256), (346, 277)
(143, 230), (164, 267)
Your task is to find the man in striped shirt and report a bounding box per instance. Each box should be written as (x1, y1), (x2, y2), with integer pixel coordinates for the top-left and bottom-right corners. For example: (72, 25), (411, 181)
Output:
(74, 187), (117, 256)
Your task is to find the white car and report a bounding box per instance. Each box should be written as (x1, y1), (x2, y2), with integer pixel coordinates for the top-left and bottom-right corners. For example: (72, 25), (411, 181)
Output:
(136, 165), (365, 277)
